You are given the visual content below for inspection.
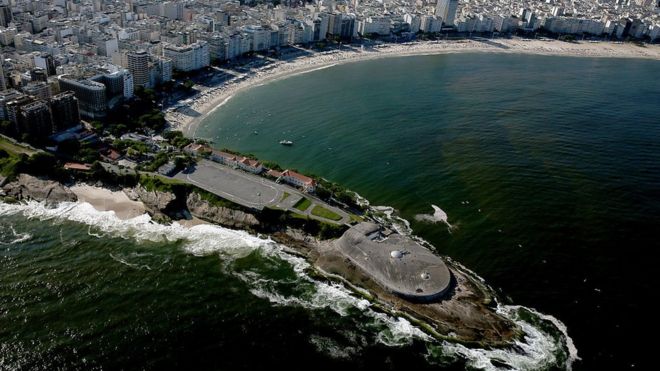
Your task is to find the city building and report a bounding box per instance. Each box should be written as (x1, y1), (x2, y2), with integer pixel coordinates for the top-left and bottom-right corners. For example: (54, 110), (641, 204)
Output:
(58, 77), (107, 119)
(34, 53), (56, 76)
(22, 81), (51, 100)
(238, 157), (264, 174)
(0, 89), (24, 121)
(30, 68), (48, 82)
(127, 50), (150, 88)
(50, 91), (80, 131)
(96, 37), (119, 57)
(436, 0), (459, 26)
(5, 95), (34, 126)
(17, 100), (53, 139)
(0, 61), (5, 91)
(163, 41), (210, 72)
(0, 5), (12, 28)
(280, 170), (317, 193)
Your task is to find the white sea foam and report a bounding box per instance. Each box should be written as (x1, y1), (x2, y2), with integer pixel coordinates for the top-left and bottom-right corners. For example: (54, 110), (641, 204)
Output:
(371, 205), (413, 235)
(0, 224), (33, 245)
(437, 304), (577, 370)
(414, 204), (454, 230)
(109, 253), (152, 270)
(294, 63), (338, 76)
(0, 200), (577, 369)
(206, 95), (233, 116)
(309, 334), (358, 360)
(0, 201), (268, 256)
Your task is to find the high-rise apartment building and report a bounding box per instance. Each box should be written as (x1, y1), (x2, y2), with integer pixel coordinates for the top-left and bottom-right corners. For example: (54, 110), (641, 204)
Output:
(50, 91), (80, 131)
(0, 5), (12, 28)
(58, 77), (107, 119)
(163, 41), (209, 72)
(127, 50), (150, 88)
(435, 0), (459, 26)
(22, 81), (52, 100)
(17, 100), (53, 139)
(34, 53), (57, 76)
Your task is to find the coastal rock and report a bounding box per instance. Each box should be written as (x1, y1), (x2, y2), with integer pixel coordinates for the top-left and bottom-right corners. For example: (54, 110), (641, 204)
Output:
(134, 185), (177, 213)
(2, 174), (77, 203)
(186, 192), (259, 229)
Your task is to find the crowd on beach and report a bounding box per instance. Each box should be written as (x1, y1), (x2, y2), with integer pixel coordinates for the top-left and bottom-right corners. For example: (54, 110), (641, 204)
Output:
(165, 38), (660, 135)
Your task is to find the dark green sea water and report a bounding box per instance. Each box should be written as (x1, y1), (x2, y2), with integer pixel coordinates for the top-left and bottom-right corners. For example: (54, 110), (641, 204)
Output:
(193, 53), (660, 369)
(2, 53), (658, 370)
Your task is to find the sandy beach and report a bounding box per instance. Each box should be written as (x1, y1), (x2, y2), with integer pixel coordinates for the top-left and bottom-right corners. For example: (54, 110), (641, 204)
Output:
(70, 184), (211, 227)
(166, 38), (660, 137)
(71, 185), (147, 220)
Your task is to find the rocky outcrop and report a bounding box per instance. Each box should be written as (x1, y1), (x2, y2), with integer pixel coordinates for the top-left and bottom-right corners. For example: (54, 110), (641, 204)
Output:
(186, 192), (259, 229)
(133, 185), (177, 214)
(2, 174), (77, 203)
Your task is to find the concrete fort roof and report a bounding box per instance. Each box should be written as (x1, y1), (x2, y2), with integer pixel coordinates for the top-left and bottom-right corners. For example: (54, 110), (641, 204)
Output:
(336, 222), (452, 302)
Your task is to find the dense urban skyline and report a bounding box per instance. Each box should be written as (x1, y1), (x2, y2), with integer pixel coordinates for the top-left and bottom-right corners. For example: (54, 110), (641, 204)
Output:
(0, 0), (659, 141)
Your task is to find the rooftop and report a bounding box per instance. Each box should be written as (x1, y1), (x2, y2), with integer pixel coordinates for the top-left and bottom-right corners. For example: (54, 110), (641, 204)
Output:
(336, 222), (452, 302)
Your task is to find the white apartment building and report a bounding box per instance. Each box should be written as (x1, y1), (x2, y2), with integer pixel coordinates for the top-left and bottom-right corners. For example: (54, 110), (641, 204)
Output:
(404, 14), (422, 33)
(358, 16), (392, 36)
(420, 15), (443, 33)
(163, 41), (210, 72)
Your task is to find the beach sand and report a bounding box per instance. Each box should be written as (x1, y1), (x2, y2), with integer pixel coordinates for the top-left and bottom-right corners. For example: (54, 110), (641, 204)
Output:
(71, 184), (210, 228)
(175, 216), (209, 228)
(166, 39), (660, 137)
(71, 185), (147, 220)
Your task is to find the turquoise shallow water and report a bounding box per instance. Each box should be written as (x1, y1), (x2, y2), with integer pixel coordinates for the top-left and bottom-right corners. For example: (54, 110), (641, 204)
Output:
(2, 53), (658, 370)
(195, 53), (660, 369)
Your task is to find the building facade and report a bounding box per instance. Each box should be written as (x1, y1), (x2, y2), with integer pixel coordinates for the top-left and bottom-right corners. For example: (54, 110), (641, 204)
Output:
(163, 41), (210, 72)
(50, 91), (80, 131)
(127, 50), (150, 88)
(58, 77), (107, 119)
(17, 100), (53, 139)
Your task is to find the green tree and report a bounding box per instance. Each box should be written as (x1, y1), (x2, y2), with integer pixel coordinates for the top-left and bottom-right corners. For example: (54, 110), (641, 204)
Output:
(57, 138), (81, 156)
(0, 120), (15, 137)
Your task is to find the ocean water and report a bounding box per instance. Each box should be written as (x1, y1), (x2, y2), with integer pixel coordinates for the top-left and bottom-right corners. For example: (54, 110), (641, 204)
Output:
(193, 53), (660, 369)
(0, 202), (573, 370)
(1, 53), (658, 370)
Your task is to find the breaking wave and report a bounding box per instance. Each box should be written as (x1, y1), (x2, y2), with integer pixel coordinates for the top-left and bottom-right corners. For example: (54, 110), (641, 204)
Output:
(0, 200), (577, 369)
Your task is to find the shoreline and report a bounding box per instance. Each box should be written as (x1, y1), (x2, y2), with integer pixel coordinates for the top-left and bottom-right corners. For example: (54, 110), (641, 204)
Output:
(71, 184), (211, 227)
(70, 184), (147, 220)
(166, 38), (660, 137)
(1, 174), (578, 367)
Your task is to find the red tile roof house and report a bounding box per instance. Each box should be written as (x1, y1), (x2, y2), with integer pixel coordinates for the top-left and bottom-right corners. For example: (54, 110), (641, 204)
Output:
(280, 170), (316, 193)
(101, 148), (122, 162)
(266, 169), (283, 179)
(210, 151), (238, 166)
(237, 157), (264, 174)
(63, 162), (92, 172)
(183, 143), (209, 156)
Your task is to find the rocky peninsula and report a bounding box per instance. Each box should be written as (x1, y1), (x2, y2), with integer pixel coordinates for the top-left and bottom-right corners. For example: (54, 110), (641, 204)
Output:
(1, 173), (521, 347)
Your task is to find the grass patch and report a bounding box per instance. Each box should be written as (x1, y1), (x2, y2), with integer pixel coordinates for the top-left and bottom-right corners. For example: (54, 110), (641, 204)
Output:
(311, 205), (342, 221)
(139, 174), (185, 192)
(194, 188), (245, 210)
(139, 173), (246, 211)
(0, 136), (37, 156)
(0, 151), (22, 177)
(280, 192), (291, 202)
(349, 213), (363, 223)
(293, 197), (312, 211)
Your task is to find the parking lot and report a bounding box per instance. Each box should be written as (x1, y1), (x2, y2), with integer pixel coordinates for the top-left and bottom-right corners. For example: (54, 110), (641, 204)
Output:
(176, 160), (281, 210)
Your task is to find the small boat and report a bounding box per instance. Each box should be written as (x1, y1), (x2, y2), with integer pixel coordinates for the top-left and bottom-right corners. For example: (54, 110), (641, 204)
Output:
(279, 140), (293, 146)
